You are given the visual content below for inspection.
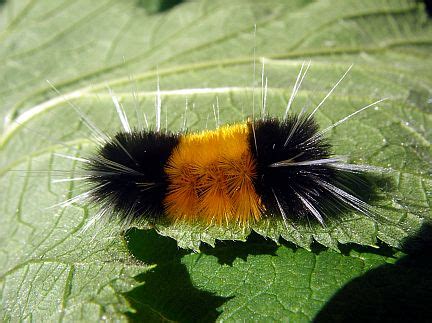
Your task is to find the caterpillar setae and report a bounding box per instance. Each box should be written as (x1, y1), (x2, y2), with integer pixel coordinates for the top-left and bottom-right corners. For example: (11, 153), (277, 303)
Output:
(51, 62), (386, 230)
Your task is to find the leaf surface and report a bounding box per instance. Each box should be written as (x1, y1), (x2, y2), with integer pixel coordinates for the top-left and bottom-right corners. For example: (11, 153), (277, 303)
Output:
(0, 0), (431, 320)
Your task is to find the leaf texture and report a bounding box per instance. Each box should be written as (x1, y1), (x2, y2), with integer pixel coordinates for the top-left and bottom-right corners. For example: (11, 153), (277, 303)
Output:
(0, 0), (431, 320)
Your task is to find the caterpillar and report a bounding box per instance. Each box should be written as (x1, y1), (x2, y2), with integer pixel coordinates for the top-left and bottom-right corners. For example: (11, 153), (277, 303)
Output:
(52, 62), (386, 230)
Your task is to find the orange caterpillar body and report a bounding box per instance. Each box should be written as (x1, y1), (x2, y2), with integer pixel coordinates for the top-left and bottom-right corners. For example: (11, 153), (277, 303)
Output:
(164, 124), (263, 225)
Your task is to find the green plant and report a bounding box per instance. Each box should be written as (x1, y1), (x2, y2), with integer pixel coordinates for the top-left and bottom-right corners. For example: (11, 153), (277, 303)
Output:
(0, 0), (431, 321)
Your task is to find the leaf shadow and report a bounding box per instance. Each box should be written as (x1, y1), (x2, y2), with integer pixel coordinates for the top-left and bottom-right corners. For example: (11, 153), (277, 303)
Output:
(200, 230), (279, 266)
(124, 228), (228, 322)
(136, 0), (184, 14)
(124, 228), (280, 321)
(422, 0), (432, 17)
(314, 223), (432, 323)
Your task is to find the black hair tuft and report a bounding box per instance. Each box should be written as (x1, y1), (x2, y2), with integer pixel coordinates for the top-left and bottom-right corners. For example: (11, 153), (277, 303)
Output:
(250, 116), (366, 222)
(85, 130), (179, 222)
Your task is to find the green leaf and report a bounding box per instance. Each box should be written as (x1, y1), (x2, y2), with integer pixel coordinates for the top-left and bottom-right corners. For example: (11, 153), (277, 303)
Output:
(125, 227), (432, 322)
(0, 0), (431, 321)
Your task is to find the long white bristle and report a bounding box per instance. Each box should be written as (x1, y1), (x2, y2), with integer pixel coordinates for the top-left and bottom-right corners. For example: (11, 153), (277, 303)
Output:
(284, 61), (311, 119)
(155, 72), (161, 132)
(307, 64), (353, 119)
(109, 88), (131, 133)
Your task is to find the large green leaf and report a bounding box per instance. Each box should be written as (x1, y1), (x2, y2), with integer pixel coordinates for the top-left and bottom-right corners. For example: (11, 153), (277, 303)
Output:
(124, 226), (432, 322)
(1, 0), (431, 321)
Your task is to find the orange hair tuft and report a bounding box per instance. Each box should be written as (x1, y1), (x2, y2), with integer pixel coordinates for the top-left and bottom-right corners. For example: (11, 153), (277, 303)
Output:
(164, 123), (263, 225)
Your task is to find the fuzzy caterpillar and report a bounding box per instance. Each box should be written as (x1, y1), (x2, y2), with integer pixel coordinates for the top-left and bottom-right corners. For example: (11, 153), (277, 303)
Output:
(49, 62), (387, 231)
